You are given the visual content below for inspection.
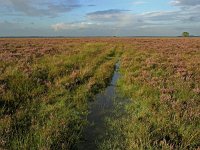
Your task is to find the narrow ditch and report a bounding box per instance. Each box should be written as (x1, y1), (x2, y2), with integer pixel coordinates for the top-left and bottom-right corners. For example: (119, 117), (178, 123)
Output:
(78, 62), (120, 150)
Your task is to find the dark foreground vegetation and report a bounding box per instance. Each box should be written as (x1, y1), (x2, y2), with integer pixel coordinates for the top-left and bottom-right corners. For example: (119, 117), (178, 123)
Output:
(0, 38), (199, 149)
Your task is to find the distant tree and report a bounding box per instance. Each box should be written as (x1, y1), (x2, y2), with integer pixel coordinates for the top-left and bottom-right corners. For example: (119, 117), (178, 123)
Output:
(182, 32), (190, 37)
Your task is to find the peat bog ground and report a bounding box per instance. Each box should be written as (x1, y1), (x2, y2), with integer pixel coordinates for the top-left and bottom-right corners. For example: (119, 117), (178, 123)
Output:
(0, 38), (200, 149)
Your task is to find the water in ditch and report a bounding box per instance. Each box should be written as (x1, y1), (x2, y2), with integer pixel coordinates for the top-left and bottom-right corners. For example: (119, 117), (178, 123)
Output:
(78, 62), (120, 150)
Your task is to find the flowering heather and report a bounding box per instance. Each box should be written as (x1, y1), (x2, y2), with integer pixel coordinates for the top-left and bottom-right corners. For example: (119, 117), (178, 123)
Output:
(0, 38), (199, 149)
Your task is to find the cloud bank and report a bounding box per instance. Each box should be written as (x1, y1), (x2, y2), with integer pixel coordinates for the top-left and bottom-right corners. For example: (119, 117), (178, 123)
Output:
(50, 1), (200, 36)
(1, 0), (200, 36)
(0, 0), (81, 17)
(171, 0), (200, 6)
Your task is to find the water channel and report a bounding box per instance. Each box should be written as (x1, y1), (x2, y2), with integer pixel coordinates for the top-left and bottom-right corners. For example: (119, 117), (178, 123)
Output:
(78, 62), (120, 150)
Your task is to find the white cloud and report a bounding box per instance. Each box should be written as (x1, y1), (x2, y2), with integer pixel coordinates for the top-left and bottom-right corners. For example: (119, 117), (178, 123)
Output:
(51, 22), (96, 31)
(132, 1), (147, 5)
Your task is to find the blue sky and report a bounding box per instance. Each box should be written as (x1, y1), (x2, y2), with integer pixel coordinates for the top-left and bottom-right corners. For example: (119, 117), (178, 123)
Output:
(0, 0), (200, 36)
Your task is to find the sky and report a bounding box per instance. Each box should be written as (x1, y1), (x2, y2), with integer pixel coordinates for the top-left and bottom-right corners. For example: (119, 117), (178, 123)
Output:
(0, 0), (200, 36)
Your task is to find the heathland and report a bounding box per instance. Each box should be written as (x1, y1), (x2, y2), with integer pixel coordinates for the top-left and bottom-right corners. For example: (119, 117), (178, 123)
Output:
(0, 38), (199, 149)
